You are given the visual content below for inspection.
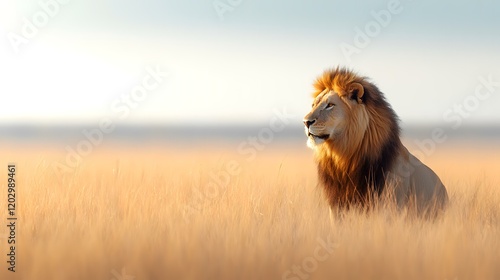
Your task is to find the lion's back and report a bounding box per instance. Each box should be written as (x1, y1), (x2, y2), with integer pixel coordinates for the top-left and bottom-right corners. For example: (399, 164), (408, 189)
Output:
(388, 148), (448, 215)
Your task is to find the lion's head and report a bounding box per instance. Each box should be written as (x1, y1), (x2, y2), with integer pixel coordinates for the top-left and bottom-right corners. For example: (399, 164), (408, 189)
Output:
(303, 81), (367, 150)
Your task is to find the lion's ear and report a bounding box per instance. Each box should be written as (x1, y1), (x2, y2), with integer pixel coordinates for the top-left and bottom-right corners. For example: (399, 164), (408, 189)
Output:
(348, 83), (364, 104)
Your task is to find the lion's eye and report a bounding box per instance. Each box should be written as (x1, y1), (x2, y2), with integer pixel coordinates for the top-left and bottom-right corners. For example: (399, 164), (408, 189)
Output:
(326, 103), (335, 109)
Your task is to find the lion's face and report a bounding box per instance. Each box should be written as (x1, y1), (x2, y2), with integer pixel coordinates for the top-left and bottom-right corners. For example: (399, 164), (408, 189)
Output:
(303, 91), (348, 149)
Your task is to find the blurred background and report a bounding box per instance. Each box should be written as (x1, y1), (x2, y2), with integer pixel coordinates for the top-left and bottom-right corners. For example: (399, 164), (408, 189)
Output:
(0, 0), (499, 145)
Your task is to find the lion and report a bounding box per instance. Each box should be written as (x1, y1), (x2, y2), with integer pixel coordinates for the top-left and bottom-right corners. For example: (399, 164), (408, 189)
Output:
(303, 67), (448, 215)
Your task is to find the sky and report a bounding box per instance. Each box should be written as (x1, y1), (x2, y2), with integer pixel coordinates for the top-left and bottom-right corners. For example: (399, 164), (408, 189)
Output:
(0, 0), (499, 125)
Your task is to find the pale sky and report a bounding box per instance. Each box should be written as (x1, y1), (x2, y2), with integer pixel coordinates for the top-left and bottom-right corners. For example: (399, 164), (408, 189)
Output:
(0, 0), (499, 125)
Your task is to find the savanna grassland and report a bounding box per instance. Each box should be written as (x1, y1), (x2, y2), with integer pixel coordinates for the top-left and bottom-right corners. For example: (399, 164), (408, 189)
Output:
(1, 140), (499, 280)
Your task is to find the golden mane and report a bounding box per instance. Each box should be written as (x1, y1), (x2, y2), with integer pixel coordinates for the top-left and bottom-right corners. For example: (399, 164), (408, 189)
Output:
(311, 67), (402, 208)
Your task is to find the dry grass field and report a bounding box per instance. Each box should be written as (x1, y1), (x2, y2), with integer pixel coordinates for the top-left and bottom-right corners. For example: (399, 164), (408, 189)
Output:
(1, 140), (499, 280)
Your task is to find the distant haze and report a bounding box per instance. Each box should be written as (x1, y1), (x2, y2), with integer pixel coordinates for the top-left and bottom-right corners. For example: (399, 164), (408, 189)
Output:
(1, 0), (499, 125)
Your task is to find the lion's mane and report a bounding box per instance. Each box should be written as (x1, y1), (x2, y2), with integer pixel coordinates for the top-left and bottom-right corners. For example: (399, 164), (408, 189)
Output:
(312, 67), (402, 208)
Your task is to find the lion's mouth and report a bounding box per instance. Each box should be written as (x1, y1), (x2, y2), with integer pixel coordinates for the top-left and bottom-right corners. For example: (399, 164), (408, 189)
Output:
(308, 132), (329, 140)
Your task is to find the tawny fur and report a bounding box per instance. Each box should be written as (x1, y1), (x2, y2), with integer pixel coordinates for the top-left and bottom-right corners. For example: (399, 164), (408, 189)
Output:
(304, 67), (448, 213)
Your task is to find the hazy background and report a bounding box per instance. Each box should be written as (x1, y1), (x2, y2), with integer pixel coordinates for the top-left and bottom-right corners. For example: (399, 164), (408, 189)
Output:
(0, 0), (499, 141)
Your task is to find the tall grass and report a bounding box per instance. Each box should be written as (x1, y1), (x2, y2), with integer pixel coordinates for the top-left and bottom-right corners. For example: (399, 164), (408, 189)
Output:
(1, 142), (499, 280)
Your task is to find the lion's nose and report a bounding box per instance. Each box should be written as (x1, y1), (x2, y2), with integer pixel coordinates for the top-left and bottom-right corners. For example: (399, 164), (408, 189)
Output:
(304, 119), (316, 128)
